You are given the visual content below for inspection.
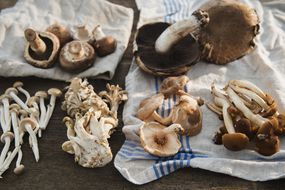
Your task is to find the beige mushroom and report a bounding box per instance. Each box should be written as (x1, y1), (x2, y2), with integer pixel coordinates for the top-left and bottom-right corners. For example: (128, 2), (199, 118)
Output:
(140, 122), (183, 157)
(46, 23), (72, 47)
(24, 28), (60, 68)
(59, 40), (96, 72)
(159, 75), (189, 97)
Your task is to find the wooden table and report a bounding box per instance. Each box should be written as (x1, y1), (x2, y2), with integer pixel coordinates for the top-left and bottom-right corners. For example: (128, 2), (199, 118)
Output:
(0, 0), (284, 189)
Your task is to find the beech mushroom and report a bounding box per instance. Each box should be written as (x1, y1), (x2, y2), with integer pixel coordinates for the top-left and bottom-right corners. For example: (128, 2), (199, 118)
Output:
(19, 118), (39, 162)
(59, 40), (96, 72)
(46, 23), (72, 47)
(92, 25), (117, 57)
(24, 28), (60, 68)
(140, 122), (183, 157)
(5, 87), (31, 113)
(13, 81), (30, 104)
(213, 96), (249, 151)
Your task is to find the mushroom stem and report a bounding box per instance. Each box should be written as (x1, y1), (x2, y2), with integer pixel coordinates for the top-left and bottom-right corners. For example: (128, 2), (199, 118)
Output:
(24, 28), (46, 55)
(0, 96), (11, 129)
(6, 88), (31, 113)
(229, 83), (270, 110)
(162, 123), (184, 134)
(155, 10), (209, 53)
(214, 97), (235, 134)
(227, 87), (268, 127)
(207, 102), (222, 116)
(92, 25), (106, 40)
(68, 41), (84, 58)
(0, 133), (13, 167)
(25, 123), (39, 162)
(0, 146), (20, 177)
(13, 82), (31, 105)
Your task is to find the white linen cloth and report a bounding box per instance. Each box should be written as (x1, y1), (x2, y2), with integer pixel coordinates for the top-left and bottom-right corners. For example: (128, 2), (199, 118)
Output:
(114, 0), (285, 185)
(0, 0), (133, 80)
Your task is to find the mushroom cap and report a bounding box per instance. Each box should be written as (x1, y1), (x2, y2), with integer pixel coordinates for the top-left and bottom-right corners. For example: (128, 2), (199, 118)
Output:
(27, 96), (40, 107)
(0, 131), (14, 143)
(0, 94), (10, 101)
(94, 36), (117, 57)
(19, 109), (29, 118)
(24, 31), (60, 68)
(35, 91), (48, 99)
(134, 22), (200, 76)
(14, 164), (25, 175)
(255, 123), (280, 156)
(199, 0), (259, 64)
(59, 40), (96, 72)
(9, 103), (21, 114)
(234, 118), (254, 139)
(5, 87), (18, 95)
(160, 75), (189, 96)
(172, 99), (203, 136)
(63, 116), (74, 128)
(19, 118), (37, 131)
(46, 23), (72, 47)
(137, 93), (164, 121)
(140, 122), (182, 157)
(48, 88), (62, 97)
(222, 133), (249, 151)
(13, 81), (24, 88)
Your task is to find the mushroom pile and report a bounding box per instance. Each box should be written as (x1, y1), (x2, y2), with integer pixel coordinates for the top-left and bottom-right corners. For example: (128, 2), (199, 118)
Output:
(61, 78), (127, 167)
(0, 82), (61, 177)
(24, 23), (117, 72)
(137, 76), (204, 157)
(208, 80), (285, 156)
(134, 0), (259, 76)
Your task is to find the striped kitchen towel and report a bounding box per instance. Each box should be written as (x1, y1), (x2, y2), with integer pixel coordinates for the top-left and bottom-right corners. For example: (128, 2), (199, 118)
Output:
(114, 0), (285, 185)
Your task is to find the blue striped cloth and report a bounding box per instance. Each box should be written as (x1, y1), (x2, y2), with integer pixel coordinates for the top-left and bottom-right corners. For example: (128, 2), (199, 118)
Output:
(115, 0), (285, 185)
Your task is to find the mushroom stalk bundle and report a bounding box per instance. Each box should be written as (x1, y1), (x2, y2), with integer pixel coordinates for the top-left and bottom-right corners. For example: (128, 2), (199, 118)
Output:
(61, 78), (127, 168)
(137, 75), (204, 157)
(0, 81), (61, 177)
(208, 80), (285, 156)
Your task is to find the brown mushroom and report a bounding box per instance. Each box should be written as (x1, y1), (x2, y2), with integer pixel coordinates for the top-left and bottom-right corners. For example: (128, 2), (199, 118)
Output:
(46, 23), (72, 47)
(134, 10), (209, 76)
(159, 75), (189, 97)
(92, 25), (117, 57)
(140, 122), (183, 157)
(59, 40), (96, 72)
(24, 28), (60, 68)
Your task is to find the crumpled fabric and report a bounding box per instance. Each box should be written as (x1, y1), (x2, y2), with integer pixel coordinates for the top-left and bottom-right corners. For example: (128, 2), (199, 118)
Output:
(114, 0), (285, 185)
(0, 0), (133, 81)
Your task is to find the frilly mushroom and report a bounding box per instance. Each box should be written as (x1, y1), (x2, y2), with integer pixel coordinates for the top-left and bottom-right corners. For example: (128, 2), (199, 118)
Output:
(160, 75), (189, 97)
(140, 122), (183, 157)
(62, 110), (112, 167)
(59, 40), (96, 72)
(24, 28), (60, 68)
(46, 23), (72, 47)
(61, 77), (127, 167)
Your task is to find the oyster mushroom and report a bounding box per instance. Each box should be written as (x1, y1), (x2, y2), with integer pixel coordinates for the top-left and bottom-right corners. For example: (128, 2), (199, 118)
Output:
(159, 75), (189, 97)
(59, 40), (96, 72)
(140, 122), (183, 157)
(46, 23), (72, 47)
(92, 25), (117, 57)
(24, 28), (60, 68)
(172, 91), (203, 136)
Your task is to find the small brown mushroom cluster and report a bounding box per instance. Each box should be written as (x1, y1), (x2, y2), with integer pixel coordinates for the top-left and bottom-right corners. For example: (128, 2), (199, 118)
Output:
(24, 23), (117, 72)
(0, 81), (61, 177)
(137, 76), (204, 157)
(61, 78), (127, 167)
(208, 80), (285, 156)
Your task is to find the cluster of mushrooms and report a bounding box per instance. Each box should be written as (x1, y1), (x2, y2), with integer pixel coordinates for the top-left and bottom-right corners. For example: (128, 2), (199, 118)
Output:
(137, 76), (203, 157)
(61, 78), (127, 167)
(208, 80), (285, 156)
(0, 82), (61, 177)
(24, 23), (117, 72)
(134, 0), (259, 76)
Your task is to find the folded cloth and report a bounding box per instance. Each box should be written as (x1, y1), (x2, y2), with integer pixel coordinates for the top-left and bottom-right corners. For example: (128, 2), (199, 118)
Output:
(0, 0), (133, 81)
(114, 0), (285, 185)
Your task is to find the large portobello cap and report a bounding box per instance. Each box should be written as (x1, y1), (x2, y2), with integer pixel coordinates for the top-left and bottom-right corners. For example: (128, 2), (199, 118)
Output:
(134, 0), (259, 76)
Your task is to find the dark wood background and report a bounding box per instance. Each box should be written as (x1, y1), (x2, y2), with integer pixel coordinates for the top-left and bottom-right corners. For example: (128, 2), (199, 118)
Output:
(0, 0), (284, 189)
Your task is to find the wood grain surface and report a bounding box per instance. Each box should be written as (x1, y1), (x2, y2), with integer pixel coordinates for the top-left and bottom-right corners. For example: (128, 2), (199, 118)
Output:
(0, 0), (284, 189)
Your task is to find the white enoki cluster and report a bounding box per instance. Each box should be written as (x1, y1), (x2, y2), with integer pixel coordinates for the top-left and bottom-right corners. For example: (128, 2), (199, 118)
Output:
(208, 80), (285, 156)
(0, 81), (61, 177)
(61, 78), (127, 167)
